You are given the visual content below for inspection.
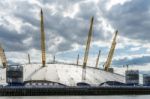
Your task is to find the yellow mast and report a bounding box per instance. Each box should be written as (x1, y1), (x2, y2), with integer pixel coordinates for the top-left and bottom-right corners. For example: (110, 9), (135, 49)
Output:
(104, 30), (118, 71)
(28, 53), (31, 64)
(40, 9), (46, 67)
(0, 45), (7, 68)
(53, 55), (55, 63)
(95, 50), (101, 68)
(82, 16), (94, 81)
(76, 54), (79, 66)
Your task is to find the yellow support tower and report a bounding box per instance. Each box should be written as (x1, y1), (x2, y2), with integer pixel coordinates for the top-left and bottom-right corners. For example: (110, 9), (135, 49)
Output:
(28, 53), (31, 64)
(82, 16), (94, 81)
(53, 55), (55, 63)
(40, 9), (46, 67)
(76, 54), (79, 66)
(104, 30), (118, 71)
(95, 50), (101, 68)
(0, 45), (7, 68)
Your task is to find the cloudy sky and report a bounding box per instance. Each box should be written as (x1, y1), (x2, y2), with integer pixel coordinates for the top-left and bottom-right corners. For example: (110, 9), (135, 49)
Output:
(0, 0), (150, 71)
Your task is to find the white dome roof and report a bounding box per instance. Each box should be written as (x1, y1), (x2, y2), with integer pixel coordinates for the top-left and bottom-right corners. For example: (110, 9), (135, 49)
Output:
(23, 63), (125, 86)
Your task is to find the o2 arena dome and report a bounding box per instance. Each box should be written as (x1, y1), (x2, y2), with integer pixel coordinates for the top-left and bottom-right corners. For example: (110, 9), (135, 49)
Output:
(0, 9), (125, 86)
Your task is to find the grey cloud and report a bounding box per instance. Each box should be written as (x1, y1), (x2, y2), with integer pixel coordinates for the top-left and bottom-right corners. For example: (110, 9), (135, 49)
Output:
(0, 25), (29, 51)
(1, 0), (149, 67)
(40, 0), (80, 7)
(57, 40), (73, 52)
(13, 1), (40, 27)
(113, 55), (150, 66)
(103, 0), (150, 42)
(11, 0), (106, 53)
(76, 2), (98, 20)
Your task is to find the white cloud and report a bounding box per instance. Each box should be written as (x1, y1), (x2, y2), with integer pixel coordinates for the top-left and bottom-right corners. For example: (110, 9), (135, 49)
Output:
(130, 47), (140, 51)
(0, 0), (149, 71)
(106, 0), (131, 10)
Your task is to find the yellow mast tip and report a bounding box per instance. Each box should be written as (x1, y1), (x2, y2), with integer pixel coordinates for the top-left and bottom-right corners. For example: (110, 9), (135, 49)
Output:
(116, 30), (118, 33)
(91, 16), (94, 21)
(41, 9), (43, 14)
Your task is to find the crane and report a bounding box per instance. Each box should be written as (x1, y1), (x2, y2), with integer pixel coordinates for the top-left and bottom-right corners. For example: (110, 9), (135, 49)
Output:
(0, 45), (7, 68)
(95, 50), (101, 68)
(104, 30), (118, 71)
(40, 9), (46, 67)
(82, 16), (94, 81)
